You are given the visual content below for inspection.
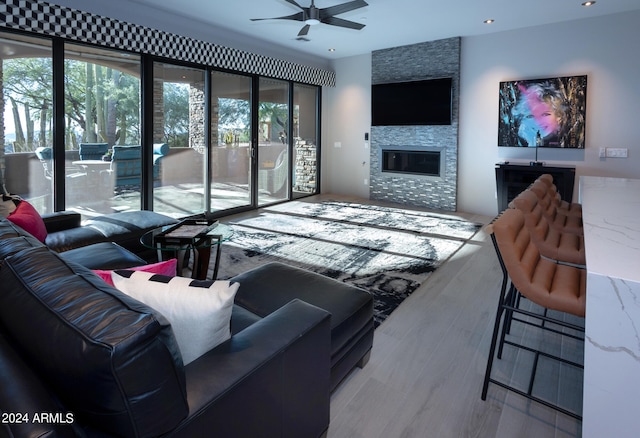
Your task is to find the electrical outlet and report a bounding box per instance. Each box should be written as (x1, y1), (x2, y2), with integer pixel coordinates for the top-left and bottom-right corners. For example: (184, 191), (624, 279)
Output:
(599, 147), (606, 158)
(334, 141), (342, 148)
(606, 147), (628, 158)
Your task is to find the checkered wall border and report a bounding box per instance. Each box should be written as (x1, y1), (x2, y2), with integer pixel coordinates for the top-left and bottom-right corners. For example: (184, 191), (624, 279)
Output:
(0, 0), (336, 87)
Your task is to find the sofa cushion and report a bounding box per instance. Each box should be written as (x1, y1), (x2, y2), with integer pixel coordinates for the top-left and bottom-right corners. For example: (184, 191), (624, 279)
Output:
(85, 210), (178, 255)
(44, 225), (106, 252)
(0, 235), (44, 260)
(0, 247), (189, 437)
(112, 270), (240, 365)
(44, 210), (178, 254)
(153, 142), (169, 155)
(7, 201), (48, 242)
(230, 304), (263, 335)
(60, 241), (147, 270)
(93, 258), (177, 286)
(84, 210), (177, 237)
(0, 218), (30, 240)
(231, 262), (374, 390)
(233, 262), (373, 357)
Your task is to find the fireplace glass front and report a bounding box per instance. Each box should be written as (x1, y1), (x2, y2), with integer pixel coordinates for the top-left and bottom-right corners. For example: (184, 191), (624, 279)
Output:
(381, 150), (440, 177)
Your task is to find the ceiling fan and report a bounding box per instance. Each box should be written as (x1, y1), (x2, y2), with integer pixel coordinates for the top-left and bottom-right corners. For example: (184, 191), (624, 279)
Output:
(251, 0), (368, 41)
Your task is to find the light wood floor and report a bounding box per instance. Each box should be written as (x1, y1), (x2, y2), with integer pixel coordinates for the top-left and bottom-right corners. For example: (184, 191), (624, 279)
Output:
(222, 194), (584, 438)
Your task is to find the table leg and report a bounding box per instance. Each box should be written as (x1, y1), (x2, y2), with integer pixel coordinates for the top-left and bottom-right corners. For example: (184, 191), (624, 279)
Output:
(192, 245), (211, 280)
(190, 235), (223, 280)
(211, 235), (223, 280)
(157, 243), (187, 276)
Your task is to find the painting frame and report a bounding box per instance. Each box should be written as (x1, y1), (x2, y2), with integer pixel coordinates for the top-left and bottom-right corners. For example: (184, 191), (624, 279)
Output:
(498, 75), (587, 148)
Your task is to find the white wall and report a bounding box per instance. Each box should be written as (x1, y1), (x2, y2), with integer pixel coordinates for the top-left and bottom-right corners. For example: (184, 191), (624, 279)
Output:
(321, 54), (372, 197)
(325, 11), (640, 216)
(458, 11), (640, 216)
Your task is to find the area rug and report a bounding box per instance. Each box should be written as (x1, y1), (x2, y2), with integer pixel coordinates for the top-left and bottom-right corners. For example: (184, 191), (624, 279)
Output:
(216, 201), (482, 327)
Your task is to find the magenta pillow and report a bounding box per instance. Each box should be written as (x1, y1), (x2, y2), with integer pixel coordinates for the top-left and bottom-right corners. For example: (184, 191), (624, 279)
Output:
(7, 201), (48, 243)
(93, 258), (178, 286)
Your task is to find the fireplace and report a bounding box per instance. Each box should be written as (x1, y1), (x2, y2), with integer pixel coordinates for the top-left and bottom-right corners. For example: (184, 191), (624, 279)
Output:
(382, 150), (441, 177)
(379, 147), (445, 179)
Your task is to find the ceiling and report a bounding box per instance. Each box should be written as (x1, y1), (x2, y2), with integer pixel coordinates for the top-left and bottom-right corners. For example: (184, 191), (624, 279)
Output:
(121, 0), (640, 59)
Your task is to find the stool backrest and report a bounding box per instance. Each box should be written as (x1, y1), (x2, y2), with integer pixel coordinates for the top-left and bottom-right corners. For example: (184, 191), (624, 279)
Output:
(490, 208), (585, 316)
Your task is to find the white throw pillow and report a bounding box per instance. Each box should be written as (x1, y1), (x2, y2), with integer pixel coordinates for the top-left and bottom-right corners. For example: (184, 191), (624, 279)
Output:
(0, 194), (19, 218)
(111, 270), (239, 365)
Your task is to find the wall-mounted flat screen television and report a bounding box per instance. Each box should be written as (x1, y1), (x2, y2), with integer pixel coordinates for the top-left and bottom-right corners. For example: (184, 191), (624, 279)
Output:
(371, 77), (452, 126)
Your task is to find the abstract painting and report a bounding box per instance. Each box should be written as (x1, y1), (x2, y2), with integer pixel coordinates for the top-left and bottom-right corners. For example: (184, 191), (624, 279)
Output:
(498, 75), (587, 148)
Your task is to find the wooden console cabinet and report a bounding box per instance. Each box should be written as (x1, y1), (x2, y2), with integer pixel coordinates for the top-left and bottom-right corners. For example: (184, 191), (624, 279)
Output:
(495, 163), (576, 212)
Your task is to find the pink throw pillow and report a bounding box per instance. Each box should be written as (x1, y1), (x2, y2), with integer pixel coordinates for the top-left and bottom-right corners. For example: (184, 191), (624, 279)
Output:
(7, 201), (48, 243)
(93, 258), (178, 286)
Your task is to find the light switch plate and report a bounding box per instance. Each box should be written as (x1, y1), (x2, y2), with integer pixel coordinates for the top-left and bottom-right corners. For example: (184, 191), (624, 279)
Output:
(606, 147), (628, 158)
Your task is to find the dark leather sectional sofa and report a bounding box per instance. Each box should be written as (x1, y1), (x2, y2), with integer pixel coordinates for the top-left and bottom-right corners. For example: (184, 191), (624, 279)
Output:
(0, 213), (374, 437)
(42, 210), (178, 259)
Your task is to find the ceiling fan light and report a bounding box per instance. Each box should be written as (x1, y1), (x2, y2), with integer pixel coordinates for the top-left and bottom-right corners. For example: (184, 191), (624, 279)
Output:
(305, 18), (320, 25)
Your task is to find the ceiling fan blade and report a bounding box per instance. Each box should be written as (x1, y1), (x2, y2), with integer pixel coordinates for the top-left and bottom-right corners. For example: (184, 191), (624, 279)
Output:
(298, 24), (311, 37)
(320, 0), (368, 19)
(283, 0), (305, 10)
(251, 12), (305, 22)
(321, 16), (366, 30)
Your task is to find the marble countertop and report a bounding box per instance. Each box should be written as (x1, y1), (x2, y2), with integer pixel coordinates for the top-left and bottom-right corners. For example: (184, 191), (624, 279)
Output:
(579, 176), (640, 283)
(580, 176), (640, 438)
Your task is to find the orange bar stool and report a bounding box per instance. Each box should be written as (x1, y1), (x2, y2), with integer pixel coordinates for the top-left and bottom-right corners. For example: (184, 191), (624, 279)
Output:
(532, 174), (582, 217)
(510, 189), (585, 266)
(481, 208), (585, 420)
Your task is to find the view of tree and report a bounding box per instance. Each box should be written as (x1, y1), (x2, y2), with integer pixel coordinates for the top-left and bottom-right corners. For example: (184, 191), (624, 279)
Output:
(259, 101), (287, 143)
(4, 57), (288, 153)
(218, 97), (250, 144)
(64, 59), (140, 149)
(3, 56), (140, 152)
(162, 82), (190, 147)
(2, 57), (52, 152)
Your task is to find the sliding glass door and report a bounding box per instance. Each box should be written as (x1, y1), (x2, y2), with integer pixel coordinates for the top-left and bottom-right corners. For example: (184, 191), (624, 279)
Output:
(64, 43), (141, 217)
(257, 78), (289, 206)
(1, 25), (322, 218)
(210, 71), (252, 212)
(152, 62), (206, 218)
(0, 34), (53, 214)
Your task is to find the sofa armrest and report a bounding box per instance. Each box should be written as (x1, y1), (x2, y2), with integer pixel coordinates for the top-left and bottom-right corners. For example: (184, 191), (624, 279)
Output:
(174, 299), (331, 438)
(41, 211), (81, 233)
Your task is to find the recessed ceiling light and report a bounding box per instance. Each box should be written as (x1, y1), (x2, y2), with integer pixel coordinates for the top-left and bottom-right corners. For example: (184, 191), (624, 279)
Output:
(484, 19), (495, 24)
(328, 48), (336, 52)
(582, 1), (596, 6)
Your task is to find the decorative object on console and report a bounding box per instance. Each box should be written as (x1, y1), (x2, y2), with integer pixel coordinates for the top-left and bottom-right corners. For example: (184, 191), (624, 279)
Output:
(498, 75), (587, 148)
(111, 270), (240, 365)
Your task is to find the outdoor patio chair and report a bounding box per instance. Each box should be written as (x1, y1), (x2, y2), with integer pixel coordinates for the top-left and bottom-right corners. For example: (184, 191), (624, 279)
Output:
(258, 149), (287, 194)
(79, 143), (109, 160)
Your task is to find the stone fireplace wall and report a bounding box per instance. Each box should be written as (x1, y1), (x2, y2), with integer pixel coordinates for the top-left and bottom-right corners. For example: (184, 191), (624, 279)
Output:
(370, 37), (460, 211)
